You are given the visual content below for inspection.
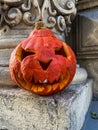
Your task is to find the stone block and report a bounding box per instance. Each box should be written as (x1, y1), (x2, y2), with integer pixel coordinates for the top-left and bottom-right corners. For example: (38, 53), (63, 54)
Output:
(73, 8), (98, 97)
(78, 59), (98, 98)
(0, 79), (93, 130)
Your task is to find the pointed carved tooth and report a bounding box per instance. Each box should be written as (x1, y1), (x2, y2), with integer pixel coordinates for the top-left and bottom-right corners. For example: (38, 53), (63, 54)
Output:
(39, 80), (42, 83)
(43, 79), (48, 84)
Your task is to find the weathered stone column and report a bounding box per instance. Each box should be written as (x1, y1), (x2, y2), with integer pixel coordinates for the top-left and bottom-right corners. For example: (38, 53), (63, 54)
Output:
(0, 0), (93, 130)
(73, 0), (98, 98)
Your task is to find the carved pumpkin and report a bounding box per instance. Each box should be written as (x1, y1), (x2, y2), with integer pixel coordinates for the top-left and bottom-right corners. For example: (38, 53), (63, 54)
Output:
(9, 21), (76, 96)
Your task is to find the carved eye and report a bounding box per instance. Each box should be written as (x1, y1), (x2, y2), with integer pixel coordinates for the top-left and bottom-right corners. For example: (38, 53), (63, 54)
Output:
(16, 46), (35, 61)
(21, 49), (35, 60)
(55, 46), (67, 57)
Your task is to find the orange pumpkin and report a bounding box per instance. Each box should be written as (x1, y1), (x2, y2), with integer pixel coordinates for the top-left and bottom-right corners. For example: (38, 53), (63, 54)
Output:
(9, 21), (76, 96)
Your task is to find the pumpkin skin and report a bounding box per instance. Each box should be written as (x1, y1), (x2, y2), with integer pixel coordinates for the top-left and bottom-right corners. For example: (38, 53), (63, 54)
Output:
(9, 22), (76, 96)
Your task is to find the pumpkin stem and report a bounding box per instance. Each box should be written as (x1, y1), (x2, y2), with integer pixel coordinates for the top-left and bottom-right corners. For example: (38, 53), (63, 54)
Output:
(34, 21), (46, 30)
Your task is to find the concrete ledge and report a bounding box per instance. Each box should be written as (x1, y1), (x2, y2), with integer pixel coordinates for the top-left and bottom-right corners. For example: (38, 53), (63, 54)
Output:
(0, 79), (93, 130)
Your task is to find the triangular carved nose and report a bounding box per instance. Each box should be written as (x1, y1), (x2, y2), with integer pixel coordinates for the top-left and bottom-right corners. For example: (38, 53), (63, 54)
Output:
(39, 60), (52, 70)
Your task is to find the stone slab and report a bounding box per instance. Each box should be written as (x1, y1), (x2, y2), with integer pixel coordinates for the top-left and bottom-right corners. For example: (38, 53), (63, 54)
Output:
(0, 79), (93, 130)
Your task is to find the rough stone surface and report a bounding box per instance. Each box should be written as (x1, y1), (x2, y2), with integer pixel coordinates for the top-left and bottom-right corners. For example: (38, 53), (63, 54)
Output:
(0, 67), (15, 86)
(71, 65), (88, 84)
(76, 9), (98, 59)
(0, 49), (14, 66)
(78, 59), (98, 98)
(0, 79), (93, 130)
(73, 9), (98, 97)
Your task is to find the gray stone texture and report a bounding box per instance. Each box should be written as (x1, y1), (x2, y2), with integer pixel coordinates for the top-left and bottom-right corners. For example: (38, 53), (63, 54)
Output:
(71, 65), (88, 85)
(0, 35), (26, 86)
(72, 8), (98, 97)
(78, 59), (98, 98)
(77, 0), (98, 11)
(0, 79), (93, 130)
(0, 67), (15, 86)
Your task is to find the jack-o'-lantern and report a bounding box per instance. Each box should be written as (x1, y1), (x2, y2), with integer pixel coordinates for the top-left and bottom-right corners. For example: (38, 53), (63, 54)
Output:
(9, 21), (76, 96)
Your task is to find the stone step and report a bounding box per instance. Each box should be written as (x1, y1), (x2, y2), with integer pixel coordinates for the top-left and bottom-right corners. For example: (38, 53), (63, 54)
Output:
(0, 79), (93, 130)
